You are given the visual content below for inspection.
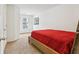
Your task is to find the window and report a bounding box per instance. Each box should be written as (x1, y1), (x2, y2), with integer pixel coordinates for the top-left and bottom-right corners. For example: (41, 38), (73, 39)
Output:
(23, 17), (28, 29)
(34, 16), (39, 25)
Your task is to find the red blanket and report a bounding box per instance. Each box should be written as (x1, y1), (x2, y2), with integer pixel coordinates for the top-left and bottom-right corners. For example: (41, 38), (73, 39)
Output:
(31, 29), (75, 54)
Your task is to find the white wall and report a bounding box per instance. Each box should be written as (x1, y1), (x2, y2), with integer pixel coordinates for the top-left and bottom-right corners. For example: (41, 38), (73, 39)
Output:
(6, 5), (20, 42)
(39, 5), (79, 32)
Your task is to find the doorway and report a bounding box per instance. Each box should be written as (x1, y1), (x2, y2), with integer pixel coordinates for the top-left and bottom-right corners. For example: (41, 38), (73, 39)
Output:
(20, 15), (34, 34)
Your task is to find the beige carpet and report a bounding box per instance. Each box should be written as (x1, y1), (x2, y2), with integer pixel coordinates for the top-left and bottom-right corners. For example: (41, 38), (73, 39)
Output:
(4, 33), (41, 54)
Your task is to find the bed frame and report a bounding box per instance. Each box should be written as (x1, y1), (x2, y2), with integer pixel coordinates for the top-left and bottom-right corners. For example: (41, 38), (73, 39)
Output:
(28, 36), (59, 54)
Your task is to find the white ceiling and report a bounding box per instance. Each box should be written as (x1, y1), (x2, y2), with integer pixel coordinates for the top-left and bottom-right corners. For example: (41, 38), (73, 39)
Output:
(15, 4), (59, 15)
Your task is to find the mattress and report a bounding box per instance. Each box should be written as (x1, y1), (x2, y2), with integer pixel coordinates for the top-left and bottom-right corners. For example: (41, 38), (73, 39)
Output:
(31, 29), (75, 54)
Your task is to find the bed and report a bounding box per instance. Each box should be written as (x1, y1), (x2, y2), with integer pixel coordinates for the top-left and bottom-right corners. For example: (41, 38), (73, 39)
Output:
(28, 29), (75, 54)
